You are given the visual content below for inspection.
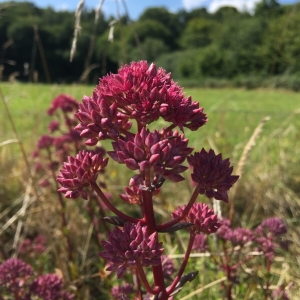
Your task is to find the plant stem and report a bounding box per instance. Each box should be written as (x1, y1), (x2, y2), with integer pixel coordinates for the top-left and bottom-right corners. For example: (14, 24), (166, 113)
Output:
(136, 259), (159, 295)
(47, 150), (73, 263)
(157, 187), (199, 231)
(91, 181), (140, 223)
(141, 168), (168, 299)
(167, 233), (195, 296)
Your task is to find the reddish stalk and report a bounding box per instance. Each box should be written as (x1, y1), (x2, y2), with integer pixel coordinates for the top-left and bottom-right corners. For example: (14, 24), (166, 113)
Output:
(135, 259), (160, 295)
(91, 181), (140, 224)
(46, 150), (73, 263)
(157, 187), (199, 231)
(141, 169), (167, 299)
(167, 233), (195, 295)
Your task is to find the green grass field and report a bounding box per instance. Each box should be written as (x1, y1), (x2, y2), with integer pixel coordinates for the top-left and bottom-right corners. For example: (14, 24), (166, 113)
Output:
(1, 83), (300, 152)
(1, 83), (300, 298)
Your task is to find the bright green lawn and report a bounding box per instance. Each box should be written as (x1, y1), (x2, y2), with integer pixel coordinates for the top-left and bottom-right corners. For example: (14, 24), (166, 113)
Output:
(1, 83), (300, 160)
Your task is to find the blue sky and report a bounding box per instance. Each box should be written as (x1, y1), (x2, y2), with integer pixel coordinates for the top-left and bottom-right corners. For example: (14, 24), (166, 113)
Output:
(2, 0), (298, 18)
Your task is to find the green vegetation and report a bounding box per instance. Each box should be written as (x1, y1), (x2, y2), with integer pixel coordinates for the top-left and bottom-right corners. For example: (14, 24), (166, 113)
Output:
(1, 1), (300, 89)
(1, 84), (300, 298)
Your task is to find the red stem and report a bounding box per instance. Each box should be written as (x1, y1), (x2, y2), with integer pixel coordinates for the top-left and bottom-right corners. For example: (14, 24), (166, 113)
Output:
(142, 188), (168, 299)
(47, 149), (73, 263)
(157, 187), (199, 230)
(91, 181), (140, 224)
(167, 232), (195, 295)
(136, 259), (160, 295)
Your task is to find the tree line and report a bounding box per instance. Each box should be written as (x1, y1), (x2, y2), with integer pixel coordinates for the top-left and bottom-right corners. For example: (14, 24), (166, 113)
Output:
(1, 0), (300, 87)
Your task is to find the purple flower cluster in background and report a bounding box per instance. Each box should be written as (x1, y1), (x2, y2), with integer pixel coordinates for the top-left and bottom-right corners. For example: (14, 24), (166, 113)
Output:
(18, 235), (47, 257)
(0, 258), (74, 300)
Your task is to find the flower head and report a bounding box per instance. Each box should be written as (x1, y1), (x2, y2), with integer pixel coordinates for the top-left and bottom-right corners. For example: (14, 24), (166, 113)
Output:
(37, 135), (54, 150)
(230, 228), (253, 246)
(57, 150), (108, 199)
(30, 274), (75, 300)
(256, 236), (275, 261)
(216, 218), (233, 241)
(19, 235), (47, 256)
(161, 255), (176, 281)
(75, 93), (132, 145)
(99, 222), (164, 278)
(254, 218), (288, 261)
(75, 61), (207, 145)
(47, 94), (79, 115)
(49, 120), (60, 133)
(192, 233), (208, 252)
(111, 283), (135, 300)
(172, 203), (221, 234)
(119, 186), (143, 205)
(0, 258), (33, 295)
(99, 61), (207, 129)
(108, 128), (192, 185)
(256, 217), (287, 237)
(30, 274), (62, 300)
(187, 149), (239, 202)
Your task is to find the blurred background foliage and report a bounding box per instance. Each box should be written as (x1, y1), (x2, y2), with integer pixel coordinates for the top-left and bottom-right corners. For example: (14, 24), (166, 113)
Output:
(1, 0), (300, 89)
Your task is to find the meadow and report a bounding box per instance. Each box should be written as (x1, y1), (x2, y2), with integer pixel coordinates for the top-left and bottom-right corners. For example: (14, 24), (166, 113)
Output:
(0, 82), (300, 299)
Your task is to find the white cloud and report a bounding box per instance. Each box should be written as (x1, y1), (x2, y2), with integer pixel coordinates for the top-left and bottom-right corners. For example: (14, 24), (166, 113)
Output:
(208, 0), (260, 13)
(182, 0), (207, 11)
(55, 3), (69, 11)
(182, 0), (260, 13)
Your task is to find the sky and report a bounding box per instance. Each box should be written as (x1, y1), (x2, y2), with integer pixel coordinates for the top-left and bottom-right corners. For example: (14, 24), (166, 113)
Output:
(2, 0), (298, 18)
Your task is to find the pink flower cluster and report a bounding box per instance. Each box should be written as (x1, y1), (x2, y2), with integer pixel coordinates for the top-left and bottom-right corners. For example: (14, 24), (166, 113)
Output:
(57, 150), (108, 199)
(56, 61), (240, 299)
(0, 258), (74, 300)
(99, 222), (163, 278)
(75, 61), (207, 145)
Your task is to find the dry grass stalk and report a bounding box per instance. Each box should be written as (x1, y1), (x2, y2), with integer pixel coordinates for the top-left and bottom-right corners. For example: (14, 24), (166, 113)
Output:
(70, 0), (85, 62)
(12, 178), (34, 255)
(229, 116), (270, 221)
(180, 276), (227, 300)
(95, 0), (105, 24)
(0, 138), (18, 147)
(0, 195), (36, 236)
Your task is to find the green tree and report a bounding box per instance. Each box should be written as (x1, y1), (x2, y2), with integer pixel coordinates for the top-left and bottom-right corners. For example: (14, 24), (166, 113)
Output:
(139, 7), (180, 49)
(180, 18), (217, 49)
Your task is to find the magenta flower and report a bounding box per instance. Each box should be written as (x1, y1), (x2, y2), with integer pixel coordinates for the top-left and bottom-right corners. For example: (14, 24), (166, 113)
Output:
(47, 94), (79, 115)
(256, 236), (275, 261)
(108, 128), (193, 184)
(255, 218), (288, 261)
(119, 186), (143, 205)
(19, 235), (47, 256)
(172, 203), (221, 234)
(75, 61), (206, 146)
(98, 61), (207, 129)
(37, 135), (54, 150)
(49, 120), (60, 133)
(30, 274), (74, 300)
(216, 218), (233, 241)
(256, 217), (287, 236)
(161, 255), (176, 281)
(230, 228), (253, 246)
(57, 150), (108, 199)
(99, 222), (164, 278)
(192, 233), (208, 252)
(75, 93), (133, 145)
(0, 258), (33, 296)
(111, 283), (135, 300)
(187, 149), (239, 202)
